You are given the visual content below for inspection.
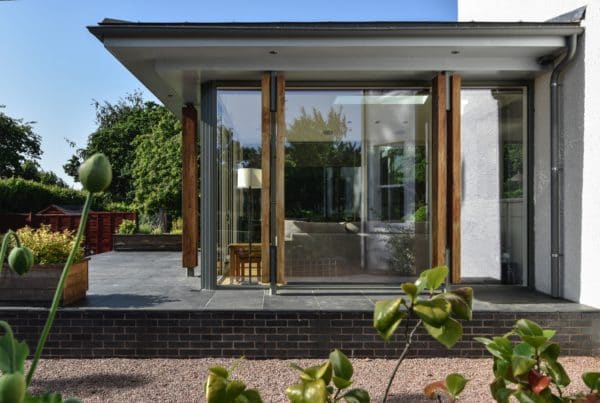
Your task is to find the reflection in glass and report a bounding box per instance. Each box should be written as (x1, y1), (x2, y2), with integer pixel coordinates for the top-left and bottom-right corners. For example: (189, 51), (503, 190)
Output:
(284, 89), (431, 283)
(216, 90), (262, 285)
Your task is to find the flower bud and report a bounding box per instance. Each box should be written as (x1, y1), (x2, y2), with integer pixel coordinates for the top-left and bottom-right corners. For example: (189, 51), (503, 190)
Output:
(78, 153), (112, 193)
(0, 373), (26, 403)
(8, 247), (34, 276)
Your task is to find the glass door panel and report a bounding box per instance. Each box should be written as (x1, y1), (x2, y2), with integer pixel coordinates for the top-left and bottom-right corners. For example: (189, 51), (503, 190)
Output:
(283, 89), (431, 283)
(216, 89), (263, 286)
(460, 88), (527, 285)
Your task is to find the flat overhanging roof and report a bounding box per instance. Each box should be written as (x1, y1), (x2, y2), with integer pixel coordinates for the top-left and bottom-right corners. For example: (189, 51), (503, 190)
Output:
(89, 19), (584, 114)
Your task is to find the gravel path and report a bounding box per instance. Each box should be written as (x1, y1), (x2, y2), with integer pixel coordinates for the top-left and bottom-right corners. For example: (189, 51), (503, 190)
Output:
(28, 357), (599, 402)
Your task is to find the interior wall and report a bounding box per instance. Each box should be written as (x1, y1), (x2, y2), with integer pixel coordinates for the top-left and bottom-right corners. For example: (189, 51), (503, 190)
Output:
(460, 92), (501, 279)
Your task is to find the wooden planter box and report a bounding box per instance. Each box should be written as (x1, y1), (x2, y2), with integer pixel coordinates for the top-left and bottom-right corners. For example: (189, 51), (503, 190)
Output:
(113, 234), (182, 251)
(0, 259), (88, 305)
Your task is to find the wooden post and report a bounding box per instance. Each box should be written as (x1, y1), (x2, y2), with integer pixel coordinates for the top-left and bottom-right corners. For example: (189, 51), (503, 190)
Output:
(448, 75), (462, 283)
(431, 74), (447, 267)
(182, 104), (199, 272)
(276, 74), (286, 284)
(260, 74), (271, 283)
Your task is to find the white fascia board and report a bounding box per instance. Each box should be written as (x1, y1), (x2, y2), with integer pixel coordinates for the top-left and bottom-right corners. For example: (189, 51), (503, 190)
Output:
(103, 35), (566, 49)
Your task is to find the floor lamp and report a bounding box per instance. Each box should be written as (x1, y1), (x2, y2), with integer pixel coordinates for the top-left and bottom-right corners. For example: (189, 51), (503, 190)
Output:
(237, 168), (262, 283)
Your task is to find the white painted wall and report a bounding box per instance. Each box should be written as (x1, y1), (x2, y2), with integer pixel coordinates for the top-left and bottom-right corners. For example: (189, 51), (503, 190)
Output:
(458, 1), (600, 308)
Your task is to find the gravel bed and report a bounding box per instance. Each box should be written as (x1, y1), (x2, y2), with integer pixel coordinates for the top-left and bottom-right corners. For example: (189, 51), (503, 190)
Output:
(28, 357), (599, 402)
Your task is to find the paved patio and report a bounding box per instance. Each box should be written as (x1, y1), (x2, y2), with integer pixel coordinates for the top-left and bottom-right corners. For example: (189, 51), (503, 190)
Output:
(45, 251), (594, 312)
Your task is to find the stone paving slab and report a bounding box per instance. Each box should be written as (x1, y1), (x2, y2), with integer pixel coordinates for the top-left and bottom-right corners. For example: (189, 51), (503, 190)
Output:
(0, 251), (596, 312)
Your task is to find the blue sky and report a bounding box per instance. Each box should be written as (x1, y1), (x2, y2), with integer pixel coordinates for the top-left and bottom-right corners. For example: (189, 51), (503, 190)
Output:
(0, 0), (456, 186)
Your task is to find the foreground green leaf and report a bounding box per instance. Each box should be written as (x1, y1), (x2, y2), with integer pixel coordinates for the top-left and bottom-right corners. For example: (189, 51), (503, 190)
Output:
(445, 373), (468, 398)
(373, 299), (405, 341)
(424, 317), (462, 348)
(539, 343), (560, 363)
(452, 287), (473, 309)
(511, 355), (536, 377)
(414, 298), (451, 327)
(0, 373), (26, 403)
(342, 388), (370, 403)
(205, 372), (228, 403)
(285, 380), (327, 403)
(226, 380), (247, 401)
(515, 319), (543, 337)
(300, 362), (332, 385)
(435, 292), (472, 321)
(416, 266), (448, 292)
(542, 360), (571, 387)
(329, 349), (353, 381)
(475, 336), (513, 361)
(582, 372), (600, 391)
(490, 377), (513, 403)
(209, 366), (230, 379)
(0, 321), (29, 375)
(237, 389), (263, 403)
(23, 392), (67, 403)
(513, 389), (544, 403)
(401, 283), (418, 303)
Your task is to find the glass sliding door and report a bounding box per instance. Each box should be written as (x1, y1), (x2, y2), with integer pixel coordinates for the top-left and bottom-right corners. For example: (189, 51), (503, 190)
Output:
(283, 89), (431, 283)
(216, 89), (263, 285)
(461, 87), (527, 285)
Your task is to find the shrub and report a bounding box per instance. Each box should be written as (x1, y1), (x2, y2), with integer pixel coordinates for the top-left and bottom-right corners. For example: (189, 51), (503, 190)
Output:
(170, 217), (183, 235)
(103, 201), (135, 212)
(116, 219), (136, 235)
(14, 225), (84, 264)
(414, 205), (427, 223)
(0, 177), (108, 213)
(475, 319), (600, 402)
(204, 350), (369, 403)
(137, 223), (154, 234)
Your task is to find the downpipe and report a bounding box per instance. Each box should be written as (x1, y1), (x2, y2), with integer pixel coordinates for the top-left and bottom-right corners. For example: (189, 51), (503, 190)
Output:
(550, 34), (578, 298)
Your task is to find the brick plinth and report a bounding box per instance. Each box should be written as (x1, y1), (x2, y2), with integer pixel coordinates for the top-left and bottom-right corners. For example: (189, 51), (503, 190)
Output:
(1, 310), (597, 358)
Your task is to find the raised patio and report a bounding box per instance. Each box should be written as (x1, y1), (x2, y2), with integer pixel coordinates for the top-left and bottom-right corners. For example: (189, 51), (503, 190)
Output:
(1, 252), (598, 358)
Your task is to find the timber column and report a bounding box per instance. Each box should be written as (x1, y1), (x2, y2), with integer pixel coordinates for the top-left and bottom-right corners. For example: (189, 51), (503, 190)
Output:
(182, 104), (199, 275)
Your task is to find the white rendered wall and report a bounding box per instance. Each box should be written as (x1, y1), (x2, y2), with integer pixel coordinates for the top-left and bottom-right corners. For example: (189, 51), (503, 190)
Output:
(458, 1), (600, 308)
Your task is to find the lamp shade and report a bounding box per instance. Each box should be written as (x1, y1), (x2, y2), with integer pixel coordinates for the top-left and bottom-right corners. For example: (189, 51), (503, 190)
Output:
(237, 168), (262, 189)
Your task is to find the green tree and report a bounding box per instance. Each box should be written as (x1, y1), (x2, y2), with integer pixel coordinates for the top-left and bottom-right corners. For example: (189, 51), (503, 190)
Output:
(0, 107), (42, 178)
(20, 160), (68, 188)
(131, 111), (182, 219)
(65, 91), (173, 202)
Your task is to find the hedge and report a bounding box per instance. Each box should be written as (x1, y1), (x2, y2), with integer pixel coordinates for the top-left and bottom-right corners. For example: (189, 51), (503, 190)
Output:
(0, 177), (107, 213)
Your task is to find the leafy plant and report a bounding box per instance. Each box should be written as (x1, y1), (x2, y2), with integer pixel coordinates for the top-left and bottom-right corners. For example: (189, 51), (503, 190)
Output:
(13, 226), (84, 265)
(203, 350), (369, 403)
(474, 319), (600, 403)
(413, 205), (427, 223)
(170, 217), (183, 235)
(373, 266), (473, 402)
(423, 373), (468, 402)
(116, 219), (136, 235)
(285, 349), (369, 403)
(204, 358), (262, 403)
(385, 230), (415, 275)
(0, 153), (111, 403)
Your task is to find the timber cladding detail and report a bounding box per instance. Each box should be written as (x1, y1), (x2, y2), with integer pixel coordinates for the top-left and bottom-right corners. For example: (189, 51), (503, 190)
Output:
(0, 310), (597, 358)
